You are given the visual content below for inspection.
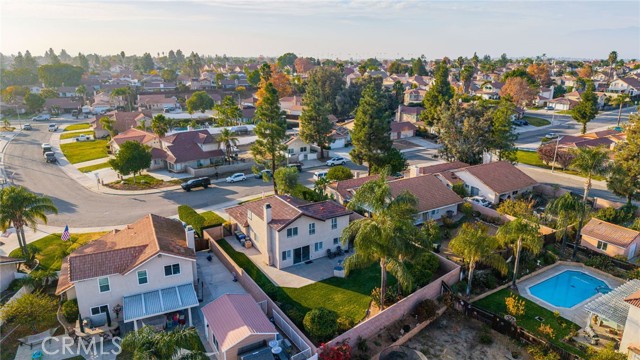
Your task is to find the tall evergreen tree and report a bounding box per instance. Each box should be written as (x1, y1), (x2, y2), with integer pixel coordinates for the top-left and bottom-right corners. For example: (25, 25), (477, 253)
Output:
(411, 58), (428, 76)
(571, 82), (598, 134)
(436, 101), (491, 165)
(350, 82), (393, 175)
(489, 100), (518, 162)
(299, 78), (333, 158)
(609, 114), (640, 205)
(250, 82), (287, 194)
(421, 62), (453, 125)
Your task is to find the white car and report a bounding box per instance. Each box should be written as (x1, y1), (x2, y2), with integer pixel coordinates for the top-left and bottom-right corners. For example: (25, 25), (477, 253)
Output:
(32, 114), (51, 121)
(466, 196), (492, 208)
(22, 123), (32, 130)
(326, 157), (347, 166)
(544, 133), (559, 140)
(226, 173), (247, 183)
(76, 134), (91, 141)
(313, 170), (328, 181)
(48, 123), (58, 132)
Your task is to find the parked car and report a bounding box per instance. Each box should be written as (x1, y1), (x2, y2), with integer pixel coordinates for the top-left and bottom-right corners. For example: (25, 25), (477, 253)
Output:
(544, 133), (559, 140)
(71, 110), (79, 118)
(32, 114), (51, 121)
(254, 169), (272, 179)
(546, 106), (554, 110)
(226, 173), (247, 183)
(22, 123), (32, 130)
(44, 151), (56, 163)
(287, 163), (303, 172)
(326, 157), (347, 166)
(48, 123), (58, 132)
(466, 196), (492, 208)
(512, 119), (529, 126)
(181, 177), (211, 192)
(75, 134), (91, 142)
(313, 170), (328, 181)
(41, 143), (52, 154)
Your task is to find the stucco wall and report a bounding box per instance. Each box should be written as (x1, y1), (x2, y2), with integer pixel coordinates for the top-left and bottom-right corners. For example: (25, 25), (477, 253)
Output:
(580, 234), (635, 259)
(0, 263), (17, 293)
(620, 305), (640, 355)
(454, 170), (498, 203)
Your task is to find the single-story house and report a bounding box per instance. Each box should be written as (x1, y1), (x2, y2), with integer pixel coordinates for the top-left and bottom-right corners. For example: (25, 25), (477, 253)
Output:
(388, 174), (463, 224)
(329, 125), (351, 149)
(580, 218), (640, 261)
(44, 98), (82, 114)
(91, 111), (151, 138)
(326, 175), (384, 205)
(202, 294), (278, 360)
(621, 288), (640, 358)
(0, 256), (25, 293)
(58, 86), (78, 98)
(396, 105), (424, 123)
(137, 94), (179, 111)
(390, 121), (417, 140)
(408, 161), (469, 178)
(143, 82), (176, 92)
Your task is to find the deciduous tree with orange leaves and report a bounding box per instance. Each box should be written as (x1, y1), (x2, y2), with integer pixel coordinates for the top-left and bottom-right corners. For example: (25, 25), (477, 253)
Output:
(256, 64), (292, 104)
(527, 63), (551, 86)
(500, 77), (537, 109)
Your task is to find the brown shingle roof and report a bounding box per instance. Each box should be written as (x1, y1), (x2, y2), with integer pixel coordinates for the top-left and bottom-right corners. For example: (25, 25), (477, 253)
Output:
(92, 111), (150, 134)
(226, 195), (352, 231)
(387, 175), (463, 212)
(328, 175), (384, 201)
(418, 161), (469, 175)
(161, 130), (224, 164)
(55, 214), (195, 295)
(581, 218), (640, 248)
(390, 121), (417, 133)
(455, 161), (537, 194)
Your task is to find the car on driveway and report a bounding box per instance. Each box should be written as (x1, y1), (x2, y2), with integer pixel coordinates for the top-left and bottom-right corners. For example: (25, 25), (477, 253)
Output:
(226, 173), (247, 183)
(22, 123), (32, 130)
(254, 169), (272, 179)
(466, 196), (492, 208)
(326, 157), (347, 166)
(546, 106), (554, 110)
(181, 177), (211, 192)
(32, 114), (51, 121)
(75, 134), (91, 141)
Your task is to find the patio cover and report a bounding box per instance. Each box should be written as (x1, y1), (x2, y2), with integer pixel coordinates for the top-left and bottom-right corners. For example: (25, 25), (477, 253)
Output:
(584, 279), (640, 327)
(123, 283), (199, 322)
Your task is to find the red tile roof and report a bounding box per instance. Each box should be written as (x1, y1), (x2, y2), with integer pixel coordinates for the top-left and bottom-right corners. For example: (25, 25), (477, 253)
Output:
(55, 214), (195, 295)
(387, 175), (463, 212)
(201, 294), (277, 352)
(327, 175), (384, 201)
(110, 128), (158, 146)
(92, 111), (150, 133)
(455, 161), (537, 194)
(226, 195), (353, 231)
(625, 289), (640, 308)
(390, 121), (417, 133)
(161, 130), (224, 164)
(581, 218), (640, 248)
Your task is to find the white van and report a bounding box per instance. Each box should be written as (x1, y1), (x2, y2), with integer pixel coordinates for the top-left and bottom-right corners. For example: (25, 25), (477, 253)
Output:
(313, 170), (328, 181)
(48, 123), (58, 132)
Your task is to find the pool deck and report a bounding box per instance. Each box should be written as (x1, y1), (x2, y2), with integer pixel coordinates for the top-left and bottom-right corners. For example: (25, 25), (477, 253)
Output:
(518, 263), (624, 325)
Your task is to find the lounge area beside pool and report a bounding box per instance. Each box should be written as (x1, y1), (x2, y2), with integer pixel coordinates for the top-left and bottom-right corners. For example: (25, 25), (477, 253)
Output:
(518, 263), (624, 324)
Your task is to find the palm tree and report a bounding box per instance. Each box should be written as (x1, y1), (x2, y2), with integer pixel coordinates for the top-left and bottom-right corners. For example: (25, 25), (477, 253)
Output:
(608, 51), (618, 82)
(497, 218), (542, 289)
(0, 186), (58, 259)
(570, 146), (610, 258)
(99, 116), (116, 137)
(341, 173), (424, 309)
(449, 223), (507, 297)
(121, 326), (207, 359)
(75, 85), (86, 106)
(111, 87), (134, 111)
(547, 193), (584, 256)
(218, 128), (239, 161)
(611, 94), (631, 126)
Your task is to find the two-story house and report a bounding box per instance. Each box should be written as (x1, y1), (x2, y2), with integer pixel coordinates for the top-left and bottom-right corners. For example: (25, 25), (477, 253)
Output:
(608, 77), (640, 96)
(55, 214), (199, 331)
(226, 195), (356, 269)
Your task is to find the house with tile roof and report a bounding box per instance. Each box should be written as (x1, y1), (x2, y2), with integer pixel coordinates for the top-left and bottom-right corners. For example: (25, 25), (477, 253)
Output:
(137, 94), (179, 111)
(55, 214), (199, 331)
(108, 128), (166, 170)
(226, 195), (355, 269)
(621, 288), (640, 359)
(159, 130), (225, 173)
(580, 218), (640, 261)
(91, 110), (151, 138)
(390, 121), (417, 140)
(201, 294), (279, 360)
(450, 161), (538, 205)
(608, 77), (640, 96)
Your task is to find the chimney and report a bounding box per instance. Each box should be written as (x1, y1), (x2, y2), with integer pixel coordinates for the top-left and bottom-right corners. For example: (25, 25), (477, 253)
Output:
(185, 225), (195, 251)
(409, 165), (420, 178)
(264, 203), (272, 224)
(264, 203), (273, 266)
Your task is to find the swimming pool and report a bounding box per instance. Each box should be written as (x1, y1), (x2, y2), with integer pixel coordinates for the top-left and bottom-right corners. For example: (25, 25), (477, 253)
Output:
(529, 270), (610, 308)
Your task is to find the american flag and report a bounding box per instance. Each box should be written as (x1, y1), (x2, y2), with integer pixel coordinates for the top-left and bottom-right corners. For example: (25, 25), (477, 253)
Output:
(61, 225), (70, 241)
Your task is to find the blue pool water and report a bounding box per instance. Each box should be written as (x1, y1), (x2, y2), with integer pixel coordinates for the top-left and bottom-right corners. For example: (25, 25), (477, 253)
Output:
(529, 270), (609, 308)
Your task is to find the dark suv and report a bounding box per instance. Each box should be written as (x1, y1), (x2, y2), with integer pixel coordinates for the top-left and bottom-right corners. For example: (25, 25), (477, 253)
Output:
(181, 177), (211, 192)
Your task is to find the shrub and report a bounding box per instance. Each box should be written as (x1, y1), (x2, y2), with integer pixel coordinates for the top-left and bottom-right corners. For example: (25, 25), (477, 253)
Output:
(318, 339), (352, 360)
(356, 336), (368, 353)
(505, 294), (526, 317)
(409, 252), (440, 288)
(627, 268), (640, 280)
(475, 271), (498, 290)
(478, 331), (493, 344)
(337, 316), (355, 333)
(441, 215), (456, 228)
(452, 183), (468, 197)
(585, 255), (614, 272)
(371, 287), (399, 308)
(527, 345), (560, 360)
(538, 323), (555, 339)
(303, 307), (338, 342)
(460, 202), (473, 217)
(415, 299), (438, 321)
(61, 299), (79, 323)
(479, 214), (503, 225)
(594, 205), (637, 225)
(177, 205), (205, 237)
(326, 166), (354, 181)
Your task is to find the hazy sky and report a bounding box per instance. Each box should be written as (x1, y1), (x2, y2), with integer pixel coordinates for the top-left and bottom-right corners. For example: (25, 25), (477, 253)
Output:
(1, 0), (638, 60)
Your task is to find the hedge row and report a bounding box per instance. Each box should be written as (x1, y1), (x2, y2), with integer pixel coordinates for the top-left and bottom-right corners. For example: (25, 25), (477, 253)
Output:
(178, 205), (205, 237)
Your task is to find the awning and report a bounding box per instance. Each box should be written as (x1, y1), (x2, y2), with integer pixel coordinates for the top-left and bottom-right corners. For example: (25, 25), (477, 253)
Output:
(123, 283), (199, 322)
(584, 279), (640, 327)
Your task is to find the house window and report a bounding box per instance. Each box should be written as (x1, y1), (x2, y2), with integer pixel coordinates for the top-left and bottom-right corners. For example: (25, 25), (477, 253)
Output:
(282, 250), (291, 261)
(288, 148), (294, 154)
(309, 223), (316, 235)
(331, 218), (338, 229)
(597, 241), (608, 251)
(333, 237), (340, 245)
(286, 227), (298, 238)
(430, 209), (440, 215)
(314, 242), (323, 252)
(90, 305), (108, 316)
(98, 277), (110, 292)
(137, 270), (148, 285)
(300, 147), (307, 153)
(164, 263), (181, 276)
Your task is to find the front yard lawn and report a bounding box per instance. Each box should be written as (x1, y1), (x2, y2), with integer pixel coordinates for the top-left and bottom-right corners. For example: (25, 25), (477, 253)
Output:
(516, 150), (606, 181)
(63, 123), (91, 131)
(8, 232), (107, 271)
(522, 116), (551, 127)
(107, 174), (182, 190)
(78, 161), (111, 173)
(60, 139), (109, 164)
(218, 239), (385, 337)
(60, 130), (94, 140)
(474, 288), (584, 357)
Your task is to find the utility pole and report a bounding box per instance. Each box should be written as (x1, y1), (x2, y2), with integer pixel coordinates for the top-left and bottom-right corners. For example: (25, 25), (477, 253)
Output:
(551, 136), (561, 173)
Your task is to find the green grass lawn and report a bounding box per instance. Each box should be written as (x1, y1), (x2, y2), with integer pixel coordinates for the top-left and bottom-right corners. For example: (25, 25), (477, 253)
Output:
(60, 130), (95, 140)
(201, 211), (225, 227)
(557, 110), (573, 115)
(516, 150), (606, 181)
(78, 161), (111, 173)
(218, 239), (385, 337)
(8, 232), (107, 271)
(60, 139), (109, 164)
(474, 288), (584, 356)
(522, 116), (551, 127)
(63, 123), (91, 131)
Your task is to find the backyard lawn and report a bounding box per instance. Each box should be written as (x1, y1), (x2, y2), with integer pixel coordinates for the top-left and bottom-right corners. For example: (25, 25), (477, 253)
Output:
(60, 139), (109, 164)
(474, 288), (583, 356)
(60, 130), (95, 140)
(63, 123), (91, 131)
(218, 239), (386, 337)
(8, 232), (107, 271)
(201, 211), (225, 227)
(522, 116), (550, 127)
(78, 161), (111, 173)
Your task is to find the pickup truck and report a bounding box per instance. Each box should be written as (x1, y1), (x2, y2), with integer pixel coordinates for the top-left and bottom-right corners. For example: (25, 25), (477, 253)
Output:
(32, 114), (51, 121)
(76, 134), (91, 142)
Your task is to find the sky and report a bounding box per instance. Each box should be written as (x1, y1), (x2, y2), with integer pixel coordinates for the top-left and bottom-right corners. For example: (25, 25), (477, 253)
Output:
(1, 0), (638, 60)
